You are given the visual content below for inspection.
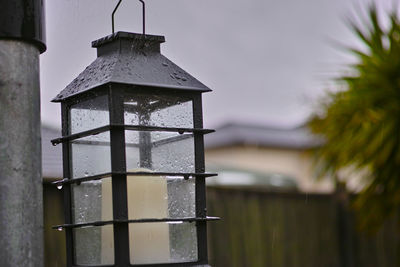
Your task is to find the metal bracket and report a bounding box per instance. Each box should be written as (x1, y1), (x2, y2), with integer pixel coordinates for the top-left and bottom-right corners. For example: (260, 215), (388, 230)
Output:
(112, 0), (146, 35)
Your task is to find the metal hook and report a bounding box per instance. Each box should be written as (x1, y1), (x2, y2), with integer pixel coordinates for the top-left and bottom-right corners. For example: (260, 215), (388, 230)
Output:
(112, 0), (122, 34)
(112, 0), (146, 35)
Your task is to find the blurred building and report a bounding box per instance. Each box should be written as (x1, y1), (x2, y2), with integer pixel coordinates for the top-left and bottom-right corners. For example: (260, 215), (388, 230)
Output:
(204, 122), (333, 192)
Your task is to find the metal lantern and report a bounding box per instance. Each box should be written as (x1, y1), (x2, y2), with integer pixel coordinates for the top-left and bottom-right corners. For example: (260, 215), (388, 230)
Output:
(51, 32), (218, 267)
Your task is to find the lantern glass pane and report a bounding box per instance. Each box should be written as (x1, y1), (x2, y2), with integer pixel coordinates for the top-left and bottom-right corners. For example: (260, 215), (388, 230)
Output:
(127, 175), (195, 219)
(71, 132), (111, 178)
(129, 222), (197, 264)
(70, 94), (109, 134)
(124, 93), (193, 128)
(125, 131), (195, 173)
(71, 177), (113, 224)
(73, 225), (114, 265)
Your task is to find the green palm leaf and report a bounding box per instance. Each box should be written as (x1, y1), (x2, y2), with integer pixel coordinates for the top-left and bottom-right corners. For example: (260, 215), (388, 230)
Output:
(308, 4), (400, 231)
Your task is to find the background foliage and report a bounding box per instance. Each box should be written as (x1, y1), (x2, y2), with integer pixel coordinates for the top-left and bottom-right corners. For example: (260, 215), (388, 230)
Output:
(308, 4), (400, 231)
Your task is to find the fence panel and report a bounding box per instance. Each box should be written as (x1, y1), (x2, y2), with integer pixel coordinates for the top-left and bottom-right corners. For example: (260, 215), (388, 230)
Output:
(207, 186), (399, 267)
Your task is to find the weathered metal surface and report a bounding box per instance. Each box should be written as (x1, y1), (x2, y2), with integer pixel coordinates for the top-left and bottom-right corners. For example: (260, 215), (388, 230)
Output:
(52, 32), (211, 102)
(0, 40), (43, 267)
(0, 0), (46, 53)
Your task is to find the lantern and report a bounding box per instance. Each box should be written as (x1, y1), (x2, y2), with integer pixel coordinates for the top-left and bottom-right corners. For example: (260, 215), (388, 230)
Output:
(51, 32), (218, 267)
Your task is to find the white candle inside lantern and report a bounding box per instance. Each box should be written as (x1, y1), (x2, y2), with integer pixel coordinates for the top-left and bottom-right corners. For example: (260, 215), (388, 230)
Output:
(127, 169), (170, 264)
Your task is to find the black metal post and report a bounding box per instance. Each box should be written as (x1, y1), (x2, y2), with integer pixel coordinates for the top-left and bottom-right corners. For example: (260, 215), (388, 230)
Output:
(193, 94), (209, 266)
(109, 86), (130, 266)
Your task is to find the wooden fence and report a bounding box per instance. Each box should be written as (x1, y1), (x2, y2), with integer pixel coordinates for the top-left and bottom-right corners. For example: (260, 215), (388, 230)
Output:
(207, 186), (400, 267)
(44, 184), (400, 267)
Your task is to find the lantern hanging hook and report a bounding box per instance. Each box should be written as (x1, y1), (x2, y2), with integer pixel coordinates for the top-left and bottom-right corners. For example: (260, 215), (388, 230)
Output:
(112, 0), (146, 35)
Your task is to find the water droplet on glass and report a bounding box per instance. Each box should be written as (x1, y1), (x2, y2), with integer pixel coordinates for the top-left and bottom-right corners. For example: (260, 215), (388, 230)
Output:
(167, 221), (183, 224)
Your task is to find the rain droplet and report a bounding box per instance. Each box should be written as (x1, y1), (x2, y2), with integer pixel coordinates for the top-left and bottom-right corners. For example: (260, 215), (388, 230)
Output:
(57, 184), (63, 190)
(57, 227), (63, 231)
(167, 221), (183, 224)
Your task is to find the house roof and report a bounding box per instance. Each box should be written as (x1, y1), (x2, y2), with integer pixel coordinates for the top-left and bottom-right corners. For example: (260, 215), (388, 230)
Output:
(204, 122), (322, 150)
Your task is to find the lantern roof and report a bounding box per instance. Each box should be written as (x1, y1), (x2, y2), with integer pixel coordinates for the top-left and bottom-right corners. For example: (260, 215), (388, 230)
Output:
(52, 31), (211, 102)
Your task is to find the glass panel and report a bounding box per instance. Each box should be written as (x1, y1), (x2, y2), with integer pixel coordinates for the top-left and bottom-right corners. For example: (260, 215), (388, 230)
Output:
(127, 175), (195, 219)
(74, 225), (114, 265)
(71, 178), (113, 224)
(129, 222), (197, 264)
(125, 131), (195, 173)
(124, 93), (193, 128)
(70, 94), (109, 134)
(71, 132), (111, 178)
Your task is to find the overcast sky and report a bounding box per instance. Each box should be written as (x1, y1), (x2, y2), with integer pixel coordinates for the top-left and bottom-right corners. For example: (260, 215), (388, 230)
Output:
(40, 0), (394, 129)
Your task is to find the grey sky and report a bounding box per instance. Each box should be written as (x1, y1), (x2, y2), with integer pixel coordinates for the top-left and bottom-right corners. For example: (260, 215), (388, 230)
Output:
(40, 0), (393, 129)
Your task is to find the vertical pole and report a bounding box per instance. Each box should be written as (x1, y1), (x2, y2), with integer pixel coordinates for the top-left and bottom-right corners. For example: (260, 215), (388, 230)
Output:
(0, 1), (45, 266)
(0, 41), (43, 266)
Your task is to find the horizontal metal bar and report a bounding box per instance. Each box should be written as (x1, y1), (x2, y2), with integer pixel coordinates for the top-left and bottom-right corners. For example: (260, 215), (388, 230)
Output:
(71, 262), (209, 267)
(72, 133), (192, 148)
(51, 125), (110, 145)
(53, 216), (220, 229)
(52, 172), (112, 186)
(52, 172), (218, 186)
(125, 172), (217, 178)
(51, 124), (214, 145)
(152, 133), (193, 147)
(123, 125), (214, 134)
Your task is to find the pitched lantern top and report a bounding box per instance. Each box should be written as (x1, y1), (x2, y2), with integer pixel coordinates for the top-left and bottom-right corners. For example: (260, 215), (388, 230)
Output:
(52, 32), (211, 102)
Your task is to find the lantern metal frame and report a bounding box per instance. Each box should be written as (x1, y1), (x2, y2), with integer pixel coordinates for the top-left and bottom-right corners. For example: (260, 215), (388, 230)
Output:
(51, 32), (219, 266)
(52, 86), (218, 267)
